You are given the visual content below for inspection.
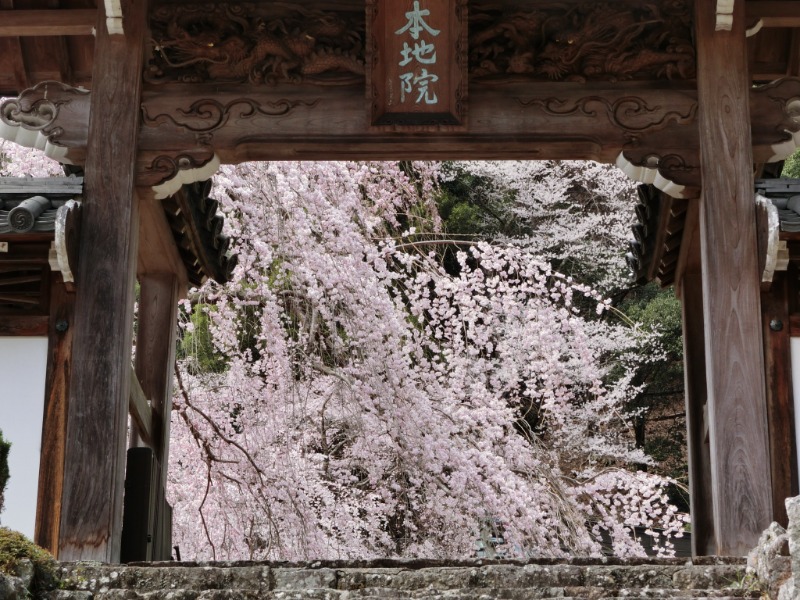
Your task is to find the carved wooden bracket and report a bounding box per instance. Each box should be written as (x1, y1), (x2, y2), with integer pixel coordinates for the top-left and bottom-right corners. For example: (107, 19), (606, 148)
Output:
(750, 78), (800, 162)
(137, 150), (221, 200)
(0, 81), (90, 164)
(617, 76), (800, 198)
(616, 150), (700, 199)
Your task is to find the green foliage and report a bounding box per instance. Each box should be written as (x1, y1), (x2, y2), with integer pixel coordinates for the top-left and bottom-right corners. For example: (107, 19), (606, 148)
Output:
(435, 163), (523, 275)
(178, 299), (267, 375)
(177, 306), (228, 375)
(620, 285), (683, 357)
(0, 528), (58, 593)
(0, 431), (9, 518)
(782, 149), (800, 178)
(438, 164), (520, 238)
(616, 283), (688, 511)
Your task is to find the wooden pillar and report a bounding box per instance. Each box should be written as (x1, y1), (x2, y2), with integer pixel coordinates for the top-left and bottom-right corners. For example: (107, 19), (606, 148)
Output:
(34, 275), (74, 557)
(135, 273), (180, 560)
(681, 270), (716, 556)
(695, 0), (773, 555)
(58, 0), (148, 562)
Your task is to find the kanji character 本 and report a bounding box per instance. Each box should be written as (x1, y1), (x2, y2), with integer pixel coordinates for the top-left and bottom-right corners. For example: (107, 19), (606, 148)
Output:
(399, 40), (437, 66)
(395, 1), (440, 40)
(399, 69), (439, 105)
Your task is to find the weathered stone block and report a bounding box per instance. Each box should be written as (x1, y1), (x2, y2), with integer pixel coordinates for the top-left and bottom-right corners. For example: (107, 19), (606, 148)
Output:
(273, 567), (337, 590)
(747, 520), (790, 599)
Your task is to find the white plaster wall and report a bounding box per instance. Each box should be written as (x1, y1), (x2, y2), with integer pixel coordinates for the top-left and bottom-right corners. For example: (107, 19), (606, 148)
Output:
(0, 337), (47, 538)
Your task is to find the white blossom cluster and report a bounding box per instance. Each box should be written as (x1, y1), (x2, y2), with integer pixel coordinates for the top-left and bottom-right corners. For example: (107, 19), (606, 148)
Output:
(168, 161), (686, 561)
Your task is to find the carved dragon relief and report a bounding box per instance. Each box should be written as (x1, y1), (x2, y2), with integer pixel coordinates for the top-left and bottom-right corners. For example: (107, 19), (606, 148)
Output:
(147, 3), (366, 85)
(469, 0), (695, 82)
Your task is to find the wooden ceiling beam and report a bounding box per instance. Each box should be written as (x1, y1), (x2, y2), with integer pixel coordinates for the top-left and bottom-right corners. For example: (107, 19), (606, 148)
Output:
(0, 9), (97, 37)
(746, 1), (800, 28)
(5, 73), (800, 197)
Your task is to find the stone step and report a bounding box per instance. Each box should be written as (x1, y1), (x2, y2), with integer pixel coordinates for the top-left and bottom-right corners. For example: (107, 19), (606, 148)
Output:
(52, 560), (751, 596)
(45, 590), (763, 600)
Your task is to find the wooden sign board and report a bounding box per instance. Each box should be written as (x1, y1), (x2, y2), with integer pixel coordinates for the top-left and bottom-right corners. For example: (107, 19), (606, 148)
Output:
(367, 0), (467, 130)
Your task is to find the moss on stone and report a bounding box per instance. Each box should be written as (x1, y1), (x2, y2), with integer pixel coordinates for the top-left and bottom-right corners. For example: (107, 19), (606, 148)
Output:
(0, 527), (58, 593)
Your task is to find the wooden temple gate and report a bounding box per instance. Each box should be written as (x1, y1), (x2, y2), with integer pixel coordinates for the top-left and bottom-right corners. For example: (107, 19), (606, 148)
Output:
(1, 0), (800, 560)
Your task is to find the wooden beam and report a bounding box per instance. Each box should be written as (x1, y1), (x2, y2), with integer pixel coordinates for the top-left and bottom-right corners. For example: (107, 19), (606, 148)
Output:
(137, 191), (190, 287)
(23, 36), (74, 84)
(58, 0), (148, 563)
(673, 197), (700, 296)
(135, 273), (180, 560)
(129, 366), (154, 448)
(4, 77), (796, 193)
(0, 1), (27, 92)
(746, 2), (800, 28)
(137, 83), (705, 193)
(0, 10), (97, 37)
(681, 272), (716, 556)
(135, 274), (180, 464)
(696, 0), (773, 556)
(0, 314), (47, 336)
(34, 275), (73, 558)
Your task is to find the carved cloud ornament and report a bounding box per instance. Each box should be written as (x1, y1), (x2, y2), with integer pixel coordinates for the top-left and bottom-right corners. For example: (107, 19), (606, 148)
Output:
(616, 151), (696, 199)
(147, 2), (366, 85)
(139, 150), (221, 200)
(141, 97), (319, 136)
(0, 82), (90, 164)
(517, 95), (697, 135)
(469, 0), (695, 82)
(749, 78), (800, 163)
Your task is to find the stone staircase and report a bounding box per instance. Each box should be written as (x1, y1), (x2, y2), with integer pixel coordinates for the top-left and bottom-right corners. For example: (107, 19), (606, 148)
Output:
(43, 558), (762, 599)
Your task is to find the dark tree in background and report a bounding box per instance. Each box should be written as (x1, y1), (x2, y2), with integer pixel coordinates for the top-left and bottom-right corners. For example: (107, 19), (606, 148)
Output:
(0, 430), (10, 521)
